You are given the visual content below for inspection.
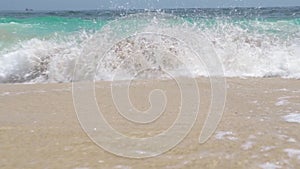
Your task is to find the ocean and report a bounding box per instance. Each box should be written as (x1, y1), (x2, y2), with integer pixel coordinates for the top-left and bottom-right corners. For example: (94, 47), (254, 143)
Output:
(1, 7), (300, 168)
(0, 7), (300, 83)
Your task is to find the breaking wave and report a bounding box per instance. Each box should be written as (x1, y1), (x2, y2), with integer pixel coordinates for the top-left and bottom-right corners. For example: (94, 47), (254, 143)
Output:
(0, 11), (300, 83)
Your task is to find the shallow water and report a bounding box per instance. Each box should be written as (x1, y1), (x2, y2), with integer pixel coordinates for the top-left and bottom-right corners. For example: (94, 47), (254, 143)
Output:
(0, 7), (300, 83)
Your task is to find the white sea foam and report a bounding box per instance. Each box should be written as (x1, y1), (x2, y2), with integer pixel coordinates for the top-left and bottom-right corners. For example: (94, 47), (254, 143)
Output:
(215, 131), (238, 141)
(260, 146), (276, 152)
(114, 165), (132, 169)
(283, 113), (300, 124)
(259, 162), (281, 169)
(275, 100), (289, 106)
(284, 149), (300, 160)
(241, 141), (255, 150)
(0, 14), (300, 83)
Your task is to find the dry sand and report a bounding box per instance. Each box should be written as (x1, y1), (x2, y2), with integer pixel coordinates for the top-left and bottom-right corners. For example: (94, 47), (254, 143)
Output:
(0, 78), (300, 169)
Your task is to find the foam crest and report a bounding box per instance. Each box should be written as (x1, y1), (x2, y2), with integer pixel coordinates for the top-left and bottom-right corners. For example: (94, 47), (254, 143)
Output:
(0, 13), (300, 83)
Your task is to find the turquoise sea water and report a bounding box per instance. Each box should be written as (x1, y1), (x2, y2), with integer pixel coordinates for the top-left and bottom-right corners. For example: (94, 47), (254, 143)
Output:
(0, 7), (300, 83)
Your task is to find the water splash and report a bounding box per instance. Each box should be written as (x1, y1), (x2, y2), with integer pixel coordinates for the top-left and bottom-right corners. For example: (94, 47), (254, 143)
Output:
(0, 10), (300, 83)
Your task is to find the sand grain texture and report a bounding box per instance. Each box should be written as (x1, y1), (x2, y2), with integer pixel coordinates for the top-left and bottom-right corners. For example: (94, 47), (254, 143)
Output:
(0, 78), (300, 169)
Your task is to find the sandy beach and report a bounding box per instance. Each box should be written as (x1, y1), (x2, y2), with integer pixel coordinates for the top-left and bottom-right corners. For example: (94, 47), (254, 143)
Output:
(0, 78), (300, 169)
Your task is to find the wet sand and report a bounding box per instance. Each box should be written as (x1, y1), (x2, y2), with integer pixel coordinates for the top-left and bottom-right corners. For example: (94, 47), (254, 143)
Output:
(0, 78), (300, 169)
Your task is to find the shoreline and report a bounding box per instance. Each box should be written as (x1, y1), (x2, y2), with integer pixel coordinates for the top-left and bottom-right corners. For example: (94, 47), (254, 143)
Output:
(1, 77), (300, 169)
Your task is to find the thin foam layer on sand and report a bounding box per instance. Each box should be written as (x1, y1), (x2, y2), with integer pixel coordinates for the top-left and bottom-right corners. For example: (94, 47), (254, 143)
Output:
(0, 78), (300, 169)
